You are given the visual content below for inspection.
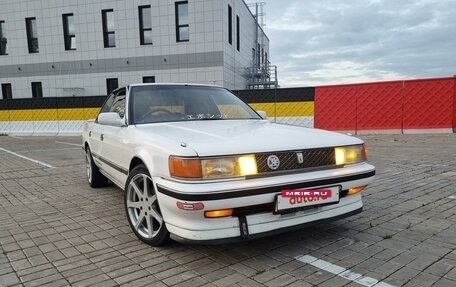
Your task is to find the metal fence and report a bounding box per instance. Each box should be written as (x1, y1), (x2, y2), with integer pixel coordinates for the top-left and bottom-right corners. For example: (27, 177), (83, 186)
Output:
(234, 87), (315, 127)
(2, 76), (455, 136)
(314, 77), (456, 133)
(0, 88), (316, 135)
(0, 96), (105, 135)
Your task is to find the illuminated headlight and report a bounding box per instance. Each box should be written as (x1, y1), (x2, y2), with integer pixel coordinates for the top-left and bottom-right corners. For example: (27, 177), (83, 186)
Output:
(169, 155), (258, 179)
(335, 144), (367, 165)
(202, 155), (257, 179)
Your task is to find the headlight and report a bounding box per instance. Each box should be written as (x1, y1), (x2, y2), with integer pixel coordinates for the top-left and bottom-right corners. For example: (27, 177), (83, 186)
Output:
(169, 155), (258, 179)
(335, 144), (367, 165)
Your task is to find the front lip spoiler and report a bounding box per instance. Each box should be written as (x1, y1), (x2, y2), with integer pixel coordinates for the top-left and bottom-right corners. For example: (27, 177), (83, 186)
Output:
(157, 170), (375, 201)
(170, 207), (363, 245)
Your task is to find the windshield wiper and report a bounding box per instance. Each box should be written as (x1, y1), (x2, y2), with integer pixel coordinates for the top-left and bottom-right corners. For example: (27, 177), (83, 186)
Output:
(195, 117), (224, 120)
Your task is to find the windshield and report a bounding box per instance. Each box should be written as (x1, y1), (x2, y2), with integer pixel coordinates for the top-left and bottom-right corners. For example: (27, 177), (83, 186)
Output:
(130, 85), (261, 124)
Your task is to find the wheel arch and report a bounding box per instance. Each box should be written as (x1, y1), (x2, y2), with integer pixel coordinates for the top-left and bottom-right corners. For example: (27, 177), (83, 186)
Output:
(129, 156), (146, 173)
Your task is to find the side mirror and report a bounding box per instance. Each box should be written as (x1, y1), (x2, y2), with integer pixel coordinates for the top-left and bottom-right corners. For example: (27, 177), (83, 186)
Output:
(257, 110), (267, 119)
(98, 112), (125, 127)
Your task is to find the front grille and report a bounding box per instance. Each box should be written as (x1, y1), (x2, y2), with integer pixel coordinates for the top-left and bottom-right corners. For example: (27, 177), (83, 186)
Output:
(255, 148), (335, 174)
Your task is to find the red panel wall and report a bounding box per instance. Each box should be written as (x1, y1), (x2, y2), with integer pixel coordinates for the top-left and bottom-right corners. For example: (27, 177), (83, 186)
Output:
(403, 78), (454, 130)
(315, 86), (357, 131)
(356, 81), (403, 131)
(454, 77), (456, 131)
(315, 76), (456, 133)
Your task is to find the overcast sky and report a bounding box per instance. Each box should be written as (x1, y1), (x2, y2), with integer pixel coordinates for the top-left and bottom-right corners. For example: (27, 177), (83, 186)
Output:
(256, 0), (456, 87)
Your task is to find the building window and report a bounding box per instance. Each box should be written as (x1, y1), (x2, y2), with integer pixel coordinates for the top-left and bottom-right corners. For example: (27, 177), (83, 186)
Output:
(143, 76), (155, 83)
(0, 20), (7, 55)
(1, 83), (12, 99)
(102, 9), (115, 48)
(106, 78), (119, 95)
(252, 48), (255, 65)
(139, 5), (152, 45)
(228, 5), (232, 45)
(236, 16), (240, 51)
(257, 44), (261, 67)
(62, 13), (76, 50)
(31, 82), (43, 98)
(26, 17), (39, 53)
(175, 1), (189, 42)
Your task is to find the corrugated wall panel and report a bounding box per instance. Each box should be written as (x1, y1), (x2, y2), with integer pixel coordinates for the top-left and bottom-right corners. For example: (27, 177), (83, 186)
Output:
(453, 77), (456, 132)
(357, 82), (403, 131)
(403, 78), (454, 130)
(315, 86), (356, 131)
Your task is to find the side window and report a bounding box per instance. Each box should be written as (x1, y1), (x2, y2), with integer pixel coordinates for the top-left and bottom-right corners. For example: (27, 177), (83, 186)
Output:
(110, 89), (126, 118)
(99, 93), (116, 114)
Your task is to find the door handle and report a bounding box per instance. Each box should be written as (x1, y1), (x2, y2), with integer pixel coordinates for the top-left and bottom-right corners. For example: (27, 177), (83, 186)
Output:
(100, 134), (104, 141)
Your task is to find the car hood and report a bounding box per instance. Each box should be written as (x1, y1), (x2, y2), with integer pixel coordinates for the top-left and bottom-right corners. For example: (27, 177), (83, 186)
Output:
(135, 120), (363, 156)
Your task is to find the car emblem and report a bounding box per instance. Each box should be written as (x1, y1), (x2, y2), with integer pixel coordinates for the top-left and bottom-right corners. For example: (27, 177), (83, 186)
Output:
(296, 152), (304, 164)
(267, 155), (280, 170)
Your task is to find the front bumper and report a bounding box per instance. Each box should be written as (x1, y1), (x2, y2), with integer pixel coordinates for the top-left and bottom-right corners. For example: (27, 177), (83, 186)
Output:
(171, 207), (363, 245)
(154, 163), (375, 243)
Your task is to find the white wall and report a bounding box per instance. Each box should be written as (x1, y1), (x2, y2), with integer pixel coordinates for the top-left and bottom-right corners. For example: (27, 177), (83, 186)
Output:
(221, 0), (270, 89)
(0, 0), (252, 97)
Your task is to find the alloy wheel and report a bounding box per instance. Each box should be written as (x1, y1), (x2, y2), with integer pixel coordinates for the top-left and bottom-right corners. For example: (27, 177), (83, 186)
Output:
(126, 173), (163, 239)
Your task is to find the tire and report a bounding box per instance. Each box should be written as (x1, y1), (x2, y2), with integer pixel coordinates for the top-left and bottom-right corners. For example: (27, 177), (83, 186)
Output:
(85, 146), (108, 188)
(124, 164), (170, 246)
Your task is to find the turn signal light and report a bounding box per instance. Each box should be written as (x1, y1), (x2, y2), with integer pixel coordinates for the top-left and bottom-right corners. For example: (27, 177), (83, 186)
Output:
(347, 186), (366, 195)
(204, 209), (233, 218)
(169, 157), (202, 178)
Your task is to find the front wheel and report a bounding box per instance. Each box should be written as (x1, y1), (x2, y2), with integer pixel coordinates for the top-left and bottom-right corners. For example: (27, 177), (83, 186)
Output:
(125, 164), (170, 246)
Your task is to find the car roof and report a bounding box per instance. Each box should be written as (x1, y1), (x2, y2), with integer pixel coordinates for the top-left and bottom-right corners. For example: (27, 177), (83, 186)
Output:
(128, 83), (224, 88)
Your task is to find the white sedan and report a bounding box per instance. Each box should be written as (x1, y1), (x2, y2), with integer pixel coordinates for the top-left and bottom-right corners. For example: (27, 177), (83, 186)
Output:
(82, 83), (375, 245)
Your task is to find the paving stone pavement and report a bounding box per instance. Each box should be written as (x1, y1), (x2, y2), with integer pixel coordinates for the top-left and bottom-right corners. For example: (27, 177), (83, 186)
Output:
(0, 134), (455, 287)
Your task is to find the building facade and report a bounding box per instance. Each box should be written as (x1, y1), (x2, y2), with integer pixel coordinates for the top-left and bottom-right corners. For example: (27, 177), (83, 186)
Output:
(0, 0), (270, 99)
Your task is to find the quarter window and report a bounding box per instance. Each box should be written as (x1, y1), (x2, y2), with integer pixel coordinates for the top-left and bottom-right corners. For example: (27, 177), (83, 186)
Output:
(102, 9), (115, 48)
(26, 17), (39, 53)
(62, 13), (76, 50)
(175, 1), (189, 42)
(139, 5), (152, 45)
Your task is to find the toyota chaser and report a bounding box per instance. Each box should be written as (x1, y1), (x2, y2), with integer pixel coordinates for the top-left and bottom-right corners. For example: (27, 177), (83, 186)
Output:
(82, 83), (375, 245)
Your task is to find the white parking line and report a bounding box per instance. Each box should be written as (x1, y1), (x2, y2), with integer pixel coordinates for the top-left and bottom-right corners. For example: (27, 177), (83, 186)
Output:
(55, 141), (82, 147)
(296, 255), (397, 287)
(17, 147), (80, 153)
(8, 135), (24, 140)
(0, 147), (54, 168)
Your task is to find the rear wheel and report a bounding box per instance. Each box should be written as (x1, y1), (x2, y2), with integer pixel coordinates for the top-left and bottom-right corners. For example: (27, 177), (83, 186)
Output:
(85, 146), (108, 188)
(125, 164), (170, 245)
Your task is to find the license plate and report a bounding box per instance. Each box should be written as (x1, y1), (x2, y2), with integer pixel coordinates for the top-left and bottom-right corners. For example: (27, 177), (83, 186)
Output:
(274, 186), (340, 214)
